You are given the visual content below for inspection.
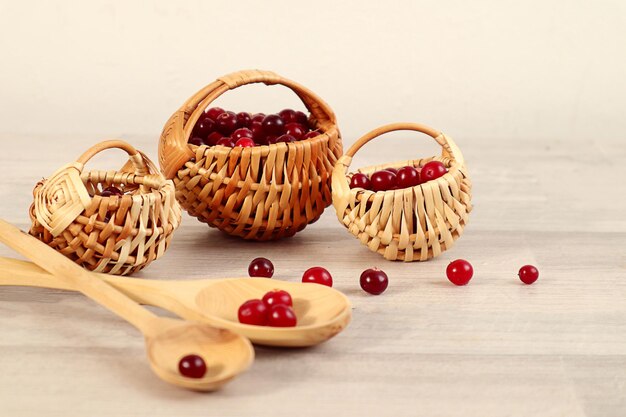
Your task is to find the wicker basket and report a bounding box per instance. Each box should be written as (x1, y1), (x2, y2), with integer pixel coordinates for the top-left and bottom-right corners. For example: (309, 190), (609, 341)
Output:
(158, 69), (342, 241)
(331, 123), (472, 262)
(29, 140), (182, 275)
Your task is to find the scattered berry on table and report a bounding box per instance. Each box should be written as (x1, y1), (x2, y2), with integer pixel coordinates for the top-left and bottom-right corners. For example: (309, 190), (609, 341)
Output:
(302, 266), (333, 287)
(248, 257), (274, 278)
(446, 259), (474, 286)
(518, 265), (539, 284)
(360, 268), (389, 295)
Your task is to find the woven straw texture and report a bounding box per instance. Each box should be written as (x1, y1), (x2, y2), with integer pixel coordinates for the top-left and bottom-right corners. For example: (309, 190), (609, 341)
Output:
(158, 69), (342, 241)
(332, 123), (472, 262)
(29, 140), (182, 275)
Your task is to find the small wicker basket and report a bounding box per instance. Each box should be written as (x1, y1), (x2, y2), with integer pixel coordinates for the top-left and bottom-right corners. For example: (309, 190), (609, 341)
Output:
(331, 123), (472, 262)
(158, 69), (342, 241)
(29, 140), (182, 275)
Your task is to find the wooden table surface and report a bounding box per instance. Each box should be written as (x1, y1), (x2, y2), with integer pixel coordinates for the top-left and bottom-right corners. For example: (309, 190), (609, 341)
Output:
(0, 133), (624, 417)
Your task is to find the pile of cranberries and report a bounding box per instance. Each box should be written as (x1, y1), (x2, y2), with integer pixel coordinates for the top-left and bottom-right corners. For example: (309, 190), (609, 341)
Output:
(350, 160), (448, 192)
(189, 107), (321, 148)
(238, 290), (297, 327)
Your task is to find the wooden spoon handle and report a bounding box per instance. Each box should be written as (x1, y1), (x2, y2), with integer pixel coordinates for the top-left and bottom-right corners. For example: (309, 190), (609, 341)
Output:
(0, 220), (157, 332)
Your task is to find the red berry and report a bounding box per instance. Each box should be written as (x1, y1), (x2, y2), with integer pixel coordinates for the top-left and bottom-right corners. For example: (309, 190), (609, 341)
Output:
(350, 173), (371, 190)
(232, 128), (253, 140)
(262, 290), (293, 307)
(360, 268), (389, 295)
(205, 107), (225, 121)
(421, 161), (448, 182)
(267, 304), (297, 327)
(446, 259), (473, 286)
(193, 117), (215, 137)
(294, 111), (308, 126)
(384, 167), (398, 175)
(236, 112), (251, 128)
(235, 137), (255, 147)
(278, 109), (298, 124)
(518, 265), (539, 285)
(262, 114), (285, 136)
(248, 257), (274, 278)
(205, 131), (223, 146)
(238, 299), (268, 326)
(101, 186), (123, 197)
(284, 123), (306, 140)
(396, 166), (421, 188)
(251, 113), (266, 122)
(216, 137), (236, 147)
(178, 354), (207, 379)
(250, 120), (266, 143)
(303, 131), (320, 140)
(189, 137), (204, 147)
(302, 266), (333, 287)
(216, 111), (238, 135)
(370, 170), (397, 192)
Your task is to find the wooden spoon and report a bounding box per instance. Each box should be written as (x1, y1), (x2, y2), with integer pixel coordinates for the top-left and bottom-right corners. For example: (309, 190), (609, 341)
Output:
(0, 220), (253, 391)
(0, 257), (352, 347)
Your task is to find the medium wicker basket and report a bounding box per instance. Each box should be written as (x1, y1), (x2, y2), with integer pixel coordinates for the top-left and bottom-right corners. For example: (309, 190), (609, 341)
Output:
(158, 69), (342, 241)
(331, 123), (472, 262)
(29, 140), (182, 275)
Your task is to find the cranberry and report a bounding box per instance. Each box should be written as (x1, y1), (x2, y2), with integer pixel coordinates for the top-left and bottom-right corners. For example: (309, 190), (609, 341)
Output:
(216, 111), (238, 135)
(262, 290), (293, 307)
(421, 161), (448, 182)
(205, 107), (225, 121)
(350, 173), (371, 190)
(236, 112), (251, 128)
(205, 131), (223, 146)
(294, 111), (308, 125)
(446, 259), (473, 286)
(250, 120), (266, 143)
(278, 109), (298, 123)
(238, 299), (268, 326)
(248, 257), (274, 278)
(269, 134), (295, 144)
(101, 186), (123, 197)
(370, 170), (397, 192)
(189, 137), (204, 147)
(235, 137), (255, 148)
(360, 268), (389, 295)
(263, 135), (277, 145)
(518, 265), (539, 285)
(216, 137), (236, 147)
(193, 117), (215, 137)
(396, 166), (421, 188)
(302, 131), (320, 140)
(262, 114), (285, 136)
(251, 113), (266, 122)
(384, 168), (398, 175)
(232, 128), (253, 140)
(178, 354), (207, 379)
(267, 304), (297, 327)
(302, 266), (333, 287)
(284, 123), (306, 140)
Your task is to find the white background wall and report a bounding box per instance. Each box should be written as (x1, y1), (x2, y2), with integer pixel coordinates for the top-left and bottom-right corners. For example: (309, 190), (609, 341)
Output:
(1, 0), (624, 143)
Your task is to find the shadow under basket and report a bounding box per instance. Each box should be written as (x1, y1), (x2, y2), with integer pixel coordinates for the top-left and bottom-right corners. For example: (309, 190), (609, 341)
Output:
(158, 69), (343, 241)
(331, 123), (472, 262)
(29, 140), (182, 275)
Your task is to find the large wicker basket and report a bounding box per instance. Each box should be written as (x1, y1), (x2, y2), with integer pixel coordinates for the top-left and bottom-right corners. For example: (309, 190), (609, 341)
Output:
(29, 140), (182, 275)
(158, 69), (342, 241)
(331, 123), (472, 262)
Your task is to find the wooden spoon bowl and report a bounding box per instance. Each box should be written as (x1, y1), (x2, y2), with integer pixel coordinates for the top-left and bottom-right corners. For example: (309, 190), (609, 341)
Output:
(146, 318), (253, 391)
(194, 279), (352, 347)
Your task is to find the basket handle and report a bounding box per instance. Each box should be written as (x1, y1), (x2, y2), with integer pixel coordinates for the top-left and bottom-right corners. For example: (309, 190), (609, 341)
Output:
(76, 140), (151, 175)
(343, 122), (464, 166)
(158, 69), (338, 179)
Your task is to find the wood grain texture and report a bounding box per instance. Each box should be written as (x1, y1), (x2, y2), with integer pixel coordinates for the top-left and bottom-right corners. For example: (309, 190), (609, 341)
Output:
(0, 133), (625, 416)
